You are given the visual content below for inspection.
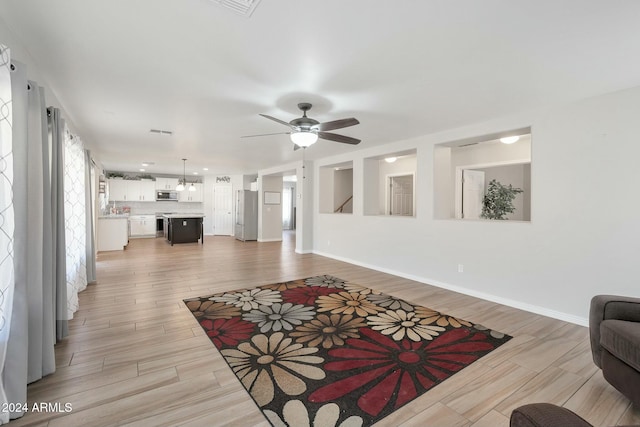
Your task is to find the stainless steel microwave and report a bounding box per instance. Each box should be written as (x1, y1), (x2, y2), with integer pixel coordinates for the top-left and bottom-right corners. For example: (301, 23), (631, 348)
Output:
(156, 191), (178, 201)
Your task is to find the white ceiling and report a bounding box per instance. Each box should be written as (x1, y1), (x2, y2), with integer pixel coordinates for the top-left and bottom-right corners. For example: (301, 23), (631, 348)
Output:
(2, 0), (640, 176)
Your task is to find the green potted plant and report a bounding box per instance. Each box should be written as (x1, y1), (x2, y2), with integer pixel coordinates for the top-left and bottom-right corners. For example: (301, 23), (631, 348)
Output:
(481, 179), (523, 220)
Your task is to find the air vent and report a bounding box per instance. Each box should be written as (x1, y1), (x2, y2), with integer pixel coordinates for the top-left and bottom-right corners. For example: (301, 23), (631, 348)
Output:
(209, 0), (262, 17)
(458, 142), (479, 147)
(150, 129), (173, 135)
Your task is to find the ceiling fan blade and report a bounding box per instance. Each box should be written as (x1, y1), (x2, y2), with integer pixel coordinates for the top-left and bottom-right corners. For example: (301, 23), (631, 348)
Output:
(241, 132), (290, 138)
(315, 118), (359, 132)
(259, 114), (296, 129)
(317, 131), (361, 145)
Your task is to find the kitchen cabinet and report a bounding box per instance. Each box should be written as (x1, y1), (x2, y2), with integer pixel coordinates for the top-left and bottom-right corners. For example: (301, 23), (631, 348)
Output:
(97, 217), (129, 251)
(108, 179), (155, 201)
(179, 183), (204, 202)
(108, 179), (128, 201)
(129, 215), (156, 237)
(155, 177), (179, 191)
(128, 181), (156, 202)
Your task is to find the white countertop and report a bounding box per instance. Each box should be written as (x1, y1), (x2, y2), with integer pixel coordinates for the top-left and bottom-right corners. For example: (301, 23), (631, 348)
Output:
(99, 215), (129, 219)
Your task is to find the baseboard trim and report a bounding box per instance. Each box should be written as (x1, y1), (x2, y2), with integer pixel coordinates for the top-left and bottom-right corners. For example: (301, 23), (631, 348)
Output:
(258, 238), (283, 243)
(313, 250), (588, 327)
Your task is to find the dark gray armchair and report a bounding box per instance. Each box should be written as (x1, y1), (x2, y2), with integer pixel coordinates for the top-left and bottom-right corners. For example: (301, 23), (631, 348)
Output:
(510, 403), (639, 427)
(590, 295), (640, 406)
(509, 295), (640, 427)
(510, 404), (593, 427)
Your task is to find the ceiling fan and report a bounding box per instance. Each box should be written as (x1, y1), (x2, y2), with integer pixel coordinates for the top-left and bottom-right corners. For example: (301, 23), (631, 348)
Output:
(243, 103), (361, 149)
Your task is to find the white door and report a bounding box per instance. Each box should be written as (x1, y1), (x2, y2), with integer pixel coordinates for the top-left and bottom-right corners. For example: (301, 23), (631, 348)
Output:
(389, 175), (414, 216)
(461, 169), (485, 219)
(213, 186), (233, 235)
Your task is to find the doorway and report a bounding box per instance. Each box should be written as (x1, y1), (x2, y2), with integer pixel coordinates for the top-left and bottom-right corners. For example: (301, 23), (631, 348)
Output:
(213, 185), (233, 235)
(388, 174), (414, 216)
(282, 185), (296, 230)
(459, 169), (485, 219)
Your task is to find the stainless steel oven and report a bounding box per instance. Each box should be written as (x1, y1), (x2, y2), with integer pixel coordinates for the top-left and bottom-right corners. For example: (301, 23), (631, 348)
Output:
(155, 214), (165, 237)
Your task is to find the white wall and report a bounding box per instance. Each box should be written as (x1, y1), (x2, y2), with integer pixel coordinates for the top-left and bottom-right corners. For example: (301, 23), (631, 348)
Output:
(319, 166), (335, 213)
(314, 85), (640, 325)
(258, 175), (284, 242)
(333, 169), (353, 213)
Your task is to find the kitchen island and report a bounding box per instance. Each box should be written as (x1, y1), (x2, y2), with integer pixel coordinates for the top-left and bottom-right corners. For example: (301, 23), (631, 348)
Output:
(163, 214), (205, 246)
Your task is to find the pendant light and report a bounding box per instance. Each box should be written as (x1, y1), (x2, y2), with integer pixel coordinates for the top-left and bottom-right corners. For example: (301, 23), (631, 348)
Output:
(176, 158), (187, 191)
(188, 182), (196, 192)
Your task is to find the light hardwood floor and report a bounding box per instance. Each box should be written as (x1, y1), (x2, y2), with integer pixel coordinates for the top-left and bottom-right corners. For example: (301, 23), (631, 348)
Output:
(11, 232), (640, 426)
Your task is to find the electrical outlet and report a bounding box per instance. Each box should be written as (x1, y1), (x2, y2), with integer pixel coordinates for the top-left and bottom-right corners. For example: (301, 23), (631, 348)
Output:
(458, 264), (464, 273)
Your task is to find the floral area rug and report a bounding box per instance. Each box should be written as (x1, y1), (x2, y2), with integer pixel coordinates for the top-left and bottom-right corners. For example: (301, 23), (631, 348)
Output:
(184, 275), (511, 427)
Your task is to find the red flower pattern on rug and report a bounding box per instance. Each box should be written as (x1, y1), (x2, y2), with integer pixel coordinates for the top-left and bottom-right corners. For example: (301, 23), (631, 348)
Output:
(185, 275), (511, 426)
(199, 317), (256, 349)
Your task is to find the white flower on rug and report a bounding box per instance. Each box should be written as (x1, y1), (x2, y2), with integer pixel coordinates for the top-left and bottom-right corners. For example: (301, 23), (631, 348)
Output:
(243, 302), (315, 333)
(414, 306), (473, 328)
(211, 288), (281, 311)
(264, 400), (364, 427)
(305, 275), (346, 288)
(222, 332), (325, 407)
(366, 293), (415, 311)
(366, 309), (446, 341)
(341, 282), (373, 295)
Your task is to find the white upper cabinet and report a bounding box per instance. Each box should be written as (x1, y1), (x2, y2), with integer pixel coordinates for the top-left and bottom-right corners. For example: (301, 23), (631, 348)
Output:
(138, 181), (156, 201)
(108, 179), (128, 201)
(155, 177), (179, 191)
(108, 179), (156, 202)
(179, 183), (203, 202)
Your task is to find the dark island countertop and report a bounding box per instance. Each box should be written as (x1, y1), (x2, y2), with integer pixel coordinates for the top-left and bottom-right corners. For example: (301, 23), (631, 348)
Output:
(162, 213), (205, 219)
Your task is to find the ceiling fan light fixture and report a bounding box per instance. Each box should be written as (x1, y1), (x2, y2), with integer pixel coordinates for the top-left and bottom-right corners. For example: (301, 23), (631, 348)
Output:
(290, 131), (318, 147)
(500, 136), (520, 144)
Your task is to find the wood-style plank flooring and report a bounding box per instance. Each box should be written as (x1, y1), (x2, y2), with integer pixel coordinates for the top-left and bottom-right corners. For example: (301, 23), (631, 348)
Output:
(11, 232), (640, 426)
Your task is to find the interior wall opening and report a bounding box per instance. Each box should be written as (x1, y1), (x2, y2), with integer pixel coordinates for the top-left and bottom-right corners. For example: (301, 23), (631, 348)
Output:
(434, 128), (532, 221)
(364, 150), (417, 216)
(319, 161), (353, 214)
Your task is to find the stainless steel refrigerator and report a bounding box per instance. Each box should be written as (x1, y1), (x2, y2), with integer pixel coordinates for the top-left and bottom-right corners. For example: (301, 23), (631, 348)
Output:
(235, 190), (258, 241)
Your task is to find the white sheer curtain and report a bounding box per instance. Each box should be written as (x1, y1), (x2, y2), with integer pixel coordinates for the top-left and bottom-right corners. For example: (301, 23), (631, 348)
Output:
(0, 44), (15, 426)
(63, 126), (87, 318)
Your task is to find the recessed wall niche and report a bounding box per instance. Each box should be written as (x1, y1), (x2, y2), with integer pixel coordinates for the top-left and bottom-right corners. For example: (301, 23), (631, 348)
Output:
(363, 150), (417, 216)
(319, 162), (353, 214)
(433, 129), (531, 221)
